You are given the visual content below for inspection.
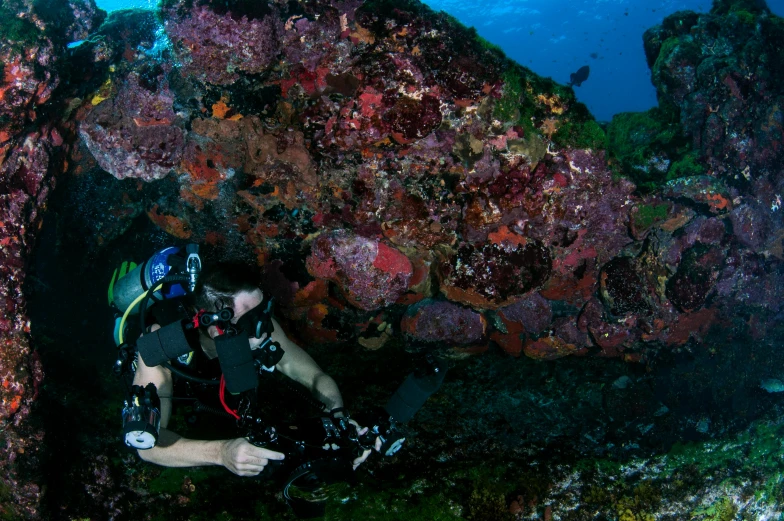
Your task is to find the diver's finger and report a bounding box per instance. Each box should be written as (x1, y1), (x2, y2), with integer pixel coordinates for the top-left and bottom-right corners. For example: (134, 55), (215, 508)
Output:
(352, 449), (372, 470)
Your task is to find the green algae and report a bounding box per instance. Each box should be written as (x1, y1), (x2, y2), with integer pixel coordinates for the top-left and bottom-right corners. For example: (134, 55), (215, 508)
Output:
(615, 481), (661, 521)
(732, 9), (757, 25)
(662, 420), (784, 508)
(632, 203), (669, 231)
(476, 34), (506, 58)
(553, 118), (607, 150)
(494, 69), (524, 123)
(691, 497), (739, 521)
(668, 151), (705, 179)
(712, 0), (770, 16)
(655, 35), (703, 73)
(0, 5), (43, 53)
(606, 105), (697, 191)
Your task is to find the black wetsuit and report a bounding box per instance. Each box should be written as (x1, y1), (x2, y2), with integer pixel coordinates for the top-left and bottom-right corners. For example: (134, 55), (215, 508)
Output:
(144, 299), (319, 430)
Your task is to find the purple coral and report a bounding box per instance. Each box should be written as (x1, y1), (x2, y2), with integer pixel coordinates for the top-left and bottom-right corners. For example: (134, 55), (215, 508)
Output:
(61, 0), (105, 43)
(665, 244), (724, 312)
(498, 293), (553, 334)
(166, 5), (284, 85)
(79, 71), (184, 181)
(401, 299), (487, 345)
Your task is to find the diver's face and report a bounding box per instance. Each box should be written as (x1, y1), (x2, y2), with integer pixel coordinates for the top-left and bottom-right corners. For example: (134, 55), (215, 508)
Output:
(230, 289), (263, 324)
(204, 289), (264, 343)
(231, 289), (269, 350)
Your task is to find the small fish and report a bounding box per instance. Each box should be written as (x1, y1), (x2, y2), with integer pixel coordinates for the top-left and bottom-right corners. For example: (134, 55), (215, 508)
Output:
(761, 378), (784, 393)
(612, 376), (631, 389)
(568, 65), (590, 87)
(66, 34), (105, 50)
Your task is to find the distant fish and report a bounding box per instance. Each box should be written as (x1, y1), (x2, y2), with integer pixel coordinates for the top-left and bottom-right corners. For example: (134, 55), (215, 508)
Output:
(568, 65), (590, 87)
(761, 378), (784, 393)
(66, 34), (105, 50)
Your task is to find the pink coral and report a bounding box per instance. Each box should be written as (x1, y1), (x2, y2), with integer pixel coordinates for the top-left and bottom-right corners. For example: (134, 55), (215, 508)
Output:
(306, 231), (413, 311)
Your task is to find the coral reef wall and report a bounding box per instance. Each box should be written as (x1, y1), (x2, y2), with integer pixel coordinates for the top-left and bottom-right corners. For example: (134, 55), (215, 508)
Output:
(70, 0), (782, 364)
(0, 0), (104, 517)
(73, 0), (636, 364)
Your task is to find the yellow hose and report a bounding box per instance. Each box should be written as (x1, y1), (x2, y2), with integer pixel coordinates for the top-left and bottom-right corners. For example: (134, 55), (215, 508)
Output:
(118, 283), (163, 345)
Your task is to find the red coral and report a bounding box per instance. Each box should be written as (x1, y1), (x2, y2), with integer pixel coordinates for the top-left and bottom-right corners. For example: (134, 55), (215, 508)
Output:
(306, 231), (413, 311)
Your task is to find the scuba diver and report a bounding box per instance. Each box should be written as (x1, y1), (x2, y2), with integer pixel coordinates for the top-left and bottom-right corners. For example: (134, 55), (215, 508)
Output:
(110, 246), (375, 475)
(110, 244), (446, 517)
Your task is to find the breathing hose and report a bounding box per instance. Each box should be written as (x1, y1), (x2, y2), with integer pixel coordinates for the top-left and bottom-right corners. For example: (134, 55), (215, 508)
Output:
(139, 274), (190, 334)
(161, 361), (219, 386)
(118, 283), (163, 345)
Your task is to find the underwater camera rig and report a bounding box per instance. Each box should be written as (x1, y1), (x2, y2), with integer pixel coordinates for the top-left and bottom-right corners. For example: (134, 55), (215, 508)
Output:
(123, 351), (447, 519)
(241, 354), (448, 518)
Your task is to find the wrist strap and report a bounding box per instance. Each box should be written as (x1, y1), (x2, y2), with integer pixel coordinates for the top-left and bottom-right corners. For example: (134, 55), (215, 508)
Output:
(329, 407), (348, 419)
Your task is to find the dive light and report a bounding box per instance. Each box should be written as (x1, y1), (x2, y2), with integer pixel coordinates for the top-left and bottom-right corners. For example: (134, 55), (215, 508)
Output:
(122, 383), (161, 450)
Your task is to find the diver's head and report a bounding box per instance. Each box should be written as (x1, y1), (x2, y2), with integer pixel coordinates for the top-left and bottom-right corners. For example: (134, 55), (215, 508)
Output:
(195, 262), (262, 316)
(193, 262), (269, 349)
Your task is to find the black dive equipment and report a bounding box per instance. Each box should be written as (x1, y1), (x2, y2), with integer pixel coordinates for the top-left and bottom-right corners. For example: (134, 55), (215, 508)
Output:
(134, 298), (283, 385)
(242, 354), (448, 518)
(216, 332), (259, 394)
(112, 244), (203, 450)
(198, 307), (234, 328)
(135, 319), (196, 367)
(110, 245), (199, 315)
(122, 383), (161, 449)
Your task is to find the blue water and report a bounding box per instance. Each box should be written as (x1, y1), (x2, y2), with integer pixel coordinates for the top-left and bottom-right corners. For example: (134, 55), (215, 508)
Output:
(420, 0), (784, 121)
(94, 0), (784, 121)
(97, 0), (155, 9)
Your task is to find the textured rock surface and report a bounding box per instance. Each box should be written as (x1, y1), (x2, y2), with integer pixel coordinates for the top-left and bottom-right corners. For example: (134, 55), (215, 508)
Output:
(3, 0), (784, 518)
(0, 0), (104, 516)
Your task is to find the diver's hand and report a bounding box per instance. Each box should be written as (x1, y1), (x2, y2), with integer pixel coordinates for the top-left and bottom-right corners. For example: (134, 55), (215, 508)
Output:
(350, 422), (383, 470)
(219, 438), (284, 477)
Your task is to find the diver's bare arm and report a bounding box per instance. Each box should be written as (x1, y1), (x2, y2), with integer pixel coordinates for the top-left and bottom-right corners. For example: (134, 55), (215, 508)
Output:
(271, 317), (344, 411)
(131, 327), (284, 473)
(135, 429), (229, 467)
(130, 328), (224, 467)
